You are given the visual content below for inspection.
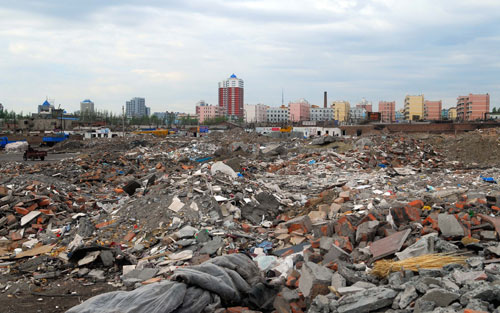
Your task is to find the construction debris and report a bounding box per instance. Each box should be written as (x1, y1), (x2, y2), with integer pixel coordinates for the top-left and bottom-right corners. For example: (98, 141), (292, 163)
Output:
(0, 130), (499, 312)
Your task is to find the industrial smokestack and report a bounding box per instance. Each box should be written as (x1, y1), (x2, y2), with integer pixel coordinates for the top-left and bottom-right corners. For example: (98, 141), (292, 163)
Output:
(324, 91), (327, 108)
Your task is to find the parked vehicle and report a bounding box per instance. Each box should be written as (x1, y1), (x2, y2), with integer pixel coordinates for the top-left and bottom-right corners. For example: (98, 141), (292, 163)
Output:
(42, 133), (69, 146)
(0, 137), (25, 149)
(23, 147), (47, 161)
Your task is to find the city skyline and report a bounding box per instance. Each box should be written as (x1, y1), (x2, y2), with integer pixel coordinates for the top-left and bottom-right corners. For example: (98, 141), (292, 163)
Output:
(1, 1), (500, 113)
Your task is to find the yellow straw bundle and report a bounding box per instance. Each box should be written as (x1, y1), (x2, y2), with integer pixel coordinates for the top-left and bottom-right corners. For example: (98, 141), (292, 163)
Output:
(371, 253), (467, 278)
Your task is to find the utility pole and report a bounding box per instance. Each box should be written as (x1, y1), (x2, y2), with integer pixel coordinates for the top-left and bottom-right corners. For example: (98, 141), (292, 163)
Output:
(122, 105), (125, 138)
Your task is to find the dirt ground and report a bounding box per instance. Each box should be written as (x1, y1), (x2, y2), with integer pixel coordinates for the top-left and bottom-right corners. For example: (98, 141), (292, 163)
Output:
(0, 278), (119, 313)
(0, 152), (79, 163)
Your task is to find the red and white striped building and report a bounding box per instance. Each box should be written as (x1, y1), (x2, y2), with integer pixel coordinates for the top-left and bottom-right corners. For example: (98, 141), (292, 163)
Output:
(218, 74), (244, 119)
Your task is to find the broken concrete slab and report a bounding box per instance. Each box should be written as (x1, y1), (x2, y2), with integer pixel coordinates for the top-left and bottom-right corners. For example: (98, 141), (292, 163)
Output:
(356, 220), (379, 243)
(396, 233), (436, 260)
(420, 288), (460, 307)
(168, 196), (185, 212)
(331, 272), (346, 290)
(369, 228), (411, 261)
(199, 236), (224, 255)
(438, 214), (465, 237)
(121, 268), (159, 286)
(78, 250), (101, 267)
(20, 210), (41, 227)
(398, 285), (418, 309)
(99, 250), (114, 267)
(337, 286), (365, 296)
(336, 287), (398, 313)
(323, 243), (351, 264)
(298, 261), (333, 299)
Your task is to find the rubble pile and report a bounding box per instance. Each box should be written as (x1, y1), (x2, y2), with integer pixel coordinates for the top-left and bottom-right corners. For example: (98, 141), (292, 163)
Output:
(431, 128), (500, 168)
(0, 131), (499, 313)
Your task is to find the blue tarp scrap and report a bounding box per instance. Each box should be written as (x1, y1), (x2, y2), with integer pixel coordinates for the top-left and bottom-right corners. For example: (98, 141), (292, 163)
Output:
(480, 176), (497, 184)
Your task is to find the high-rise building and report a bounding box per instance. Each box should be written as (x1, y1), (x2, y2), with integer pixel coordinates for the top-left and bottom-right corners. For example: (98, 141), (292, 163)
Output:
(332, 101), (350, 122)
(457, 93), (489, 121)
(126, 97), (150, 118)
(448, 107), (457, 120)
(244, 104), (268, 123)
(289, 98), (310, 122)
(356, 98), (373, 112)
(80, 99), (95, 114)
(379, 101), (396, 123)
(424, 100), (442, 120)
(404, 95), (424, 121)
(219, 74), (244, 119)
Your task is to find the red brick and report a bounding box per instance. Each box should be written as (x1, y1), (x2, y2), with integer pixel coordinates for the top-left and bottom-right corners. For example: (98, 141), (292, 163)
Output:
(39, 209), (54, 216)
(31, 223), (43, 229)
(15, 207), (29, 215)
(281, 249), (294, 258)
(286, 276), (297, 288)
(421, 226), (436, 235)
(38, 198), (51, 206)
(408, 200), (424, 208)
(334, 236), (353, 253)
(334, 216), (354, 237)
(310, 238), (320, 249)
(96, 220), (116, 228)
(227, 307), (250, 313)
(288, 224), (308, 234)
(290, 302), (304, 313)
(6, 214), (16, 225)
(390, 206), (421, 226)
(76, 197), (86, 204)
(339, 191), (350, 201)
(25, 227), (37, 235)
(241, 223), (251, 233)
(10, 232), (22, 241)
(141, 277), (162, 285)
(123, 232), (136, 242)
(26, 203), (38, 212)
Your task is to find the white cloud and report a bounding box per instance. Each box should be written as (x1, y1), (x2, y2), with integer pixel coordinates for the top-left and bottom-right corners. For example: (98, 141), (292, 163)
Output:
(0, 0), (499, 113)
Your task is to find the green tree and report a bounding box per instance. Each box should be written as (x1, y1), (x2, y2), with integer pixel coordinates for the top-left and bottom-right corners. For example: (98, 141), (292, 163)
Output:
(166, 112), (176, 127)
(202, 116), (228, 125)
(493, 107), (498, 113)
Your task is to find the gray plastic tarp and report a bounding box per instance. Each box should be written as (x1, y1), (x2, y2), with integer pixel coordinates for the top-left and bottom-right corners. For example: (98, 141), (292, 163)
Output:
(67, 253), (266, 313)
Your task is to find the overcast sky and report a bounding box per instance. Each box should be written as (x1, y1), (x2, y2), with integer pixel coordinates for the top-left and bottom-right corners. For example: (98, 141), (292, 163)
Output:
(1, 0), (499, 114)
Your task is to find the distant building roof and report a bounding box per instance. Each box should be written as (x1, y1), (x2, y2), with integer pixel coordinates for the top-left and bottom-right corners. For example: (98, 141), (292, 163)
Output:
(42, 100), (51, 106)
(82, 99), (93, 103)
(230, 74), (237, 78)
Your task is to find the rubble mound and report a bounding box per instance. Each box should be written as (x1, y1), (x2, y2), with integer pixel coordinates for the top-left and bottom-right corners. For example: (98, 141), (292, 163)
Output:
(0, 131), (498, 313)
(433, 129), (500, 167)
